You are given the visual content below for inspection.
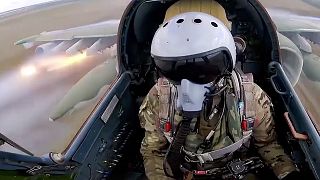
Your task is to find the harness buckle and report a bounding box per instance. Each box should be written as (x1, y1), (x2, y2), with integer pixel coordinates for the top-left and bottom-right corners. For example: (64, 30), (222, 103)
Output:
(228, 159), (246, 175)
(159, 118), (172, 132)
(241, 117), (255, 131)
(193, 170), (208, 175)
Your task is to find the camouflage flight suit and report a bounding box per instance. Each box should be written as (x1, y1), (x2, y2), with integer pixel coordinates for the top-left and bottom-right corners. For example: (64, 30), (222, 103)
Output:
(139, 77), (297, 180)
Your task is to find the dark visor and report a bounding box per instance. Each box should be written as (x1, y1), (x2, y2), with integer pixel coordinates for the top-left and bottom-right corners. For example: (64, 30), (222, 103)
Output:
(154, 51), (231, 84)
(154, 50), (231, 84)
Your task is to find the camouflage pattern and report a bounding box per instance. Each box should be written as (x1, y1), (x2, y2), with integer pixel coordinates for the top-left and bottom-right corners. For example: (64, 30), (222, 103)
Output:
(139, 78), (296, 180)
(139, 85), (173, 180)
(250, 83), (297, 179)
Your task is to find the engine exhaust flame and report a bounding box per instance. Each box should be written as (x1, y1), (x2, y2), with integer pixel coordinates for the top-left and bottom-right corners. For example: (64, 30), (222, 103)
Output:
(20, 65), (37, 77)
(47, 52), (87, 71)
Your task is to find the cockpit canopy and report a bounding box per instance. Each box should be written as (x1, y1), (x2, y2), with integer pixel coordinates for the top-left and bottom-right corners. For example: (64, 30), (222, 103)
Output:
(117, 0), (280, 95)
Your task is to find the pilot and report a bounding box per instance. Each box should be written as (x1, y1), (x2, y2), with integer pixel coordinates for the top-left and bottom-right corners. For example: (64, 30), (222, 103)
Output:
(139, 1), (299, 180)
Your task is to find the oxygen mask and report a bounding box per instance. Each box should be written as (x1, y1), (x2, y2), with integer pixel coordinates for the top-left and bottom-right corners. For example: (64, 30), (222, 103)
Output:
(176, 79), (210, 118)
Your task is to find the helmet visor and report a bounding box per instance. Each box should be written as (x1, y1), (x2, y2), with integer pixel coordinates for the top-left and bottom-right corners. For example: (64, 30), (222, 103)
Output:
(154, 50), (231, 84)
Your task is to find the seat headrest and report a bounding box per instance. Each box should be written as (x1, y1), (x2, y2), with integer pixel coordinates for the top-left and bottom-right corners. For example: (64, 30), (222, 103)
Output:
(164, 0), (230, 29)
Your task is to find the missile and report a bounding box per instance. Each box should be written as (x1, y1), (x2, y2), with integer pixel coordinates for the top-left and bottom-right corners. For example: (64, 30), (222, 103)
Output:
(66, 38), (97, 55)
(86, 36), (117, 56)
(50, 39), (79, 54)
(35, 42), (60, 55)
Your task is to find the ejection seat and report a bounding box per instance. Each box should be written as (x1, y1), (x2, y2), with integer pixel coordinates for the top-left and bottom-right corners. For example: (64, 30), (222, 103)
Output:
(134, 0), (231, 46)
(164, 0), (230, 26)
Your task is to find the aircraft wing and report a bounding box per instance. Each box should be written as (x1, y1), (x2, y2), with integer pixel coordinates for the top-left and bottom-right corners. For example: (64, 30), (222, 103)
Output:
(273, 16), (320, 33)
(269, 9), (320, 49)
(268, 9), (320, 86)
(302, 0), (320, 9)
(15, 20), (119, 56)
(15, 20), (120, 121)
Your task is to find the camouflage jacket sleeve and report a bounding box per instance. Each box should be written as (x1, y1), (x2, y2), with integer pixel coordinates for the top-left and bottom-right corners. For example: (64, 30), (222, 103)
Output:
(251, 83), (296, 179)
(139, 85), (173, 180)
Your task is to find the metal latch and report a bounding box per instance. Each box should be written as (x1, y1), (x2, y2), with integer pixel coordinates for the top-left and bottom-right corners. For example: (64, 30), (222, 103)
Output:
(284, 112), (308, 140)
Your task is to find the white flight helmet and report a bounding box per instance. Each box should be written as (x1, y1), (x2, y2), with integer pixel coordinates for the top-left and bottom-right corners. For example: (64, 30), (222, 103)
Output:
(151, 12), (236, 84)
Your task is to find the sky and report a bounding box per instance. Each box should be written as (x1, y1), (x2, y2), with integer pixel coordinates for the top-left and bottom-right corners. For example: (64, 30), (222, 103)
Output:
(0, 0), (56, 13)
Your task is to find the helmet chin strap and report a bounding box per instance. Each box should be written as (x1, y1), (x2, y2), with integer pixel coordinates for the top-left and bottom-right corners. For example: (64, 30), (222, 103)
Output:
(176, 79), (210, 118)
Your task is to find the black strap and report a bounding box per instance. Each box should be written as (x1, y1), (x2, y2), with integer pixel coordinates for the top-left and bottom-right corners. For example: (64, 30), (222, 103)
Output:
(164, 118), (192, 179)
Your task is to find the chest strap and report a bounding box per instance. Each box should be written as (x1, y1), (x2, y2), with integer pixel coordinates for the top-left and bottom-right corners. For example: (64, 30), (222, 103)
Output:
(182, 132), (252, 164)
(241, 73), (255, 119)
(231, 70), (256, 131)
(157, 78), (176, 137)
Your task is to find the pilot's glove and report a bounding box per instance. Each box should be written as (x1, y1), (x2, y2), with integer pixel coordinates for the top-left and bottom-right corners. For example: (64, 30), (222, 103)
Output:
(281, 171), (302, 180)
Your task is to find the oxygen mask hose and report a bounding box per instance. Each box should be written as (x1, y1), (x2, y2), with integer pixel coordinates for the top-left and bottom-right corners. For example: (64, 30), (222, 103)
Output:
(164, 79), (210, 178)
(204, 78), (227, 98)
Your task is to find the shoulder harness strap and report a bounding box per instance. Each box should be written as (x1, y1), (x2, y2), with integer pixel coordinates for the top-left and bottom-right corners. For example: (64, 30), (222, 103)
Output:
(157, 78), (175, 134)
(182, 71), (257, 164)
(232, 68), (256, 132)
(239, 73), (256, 132)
